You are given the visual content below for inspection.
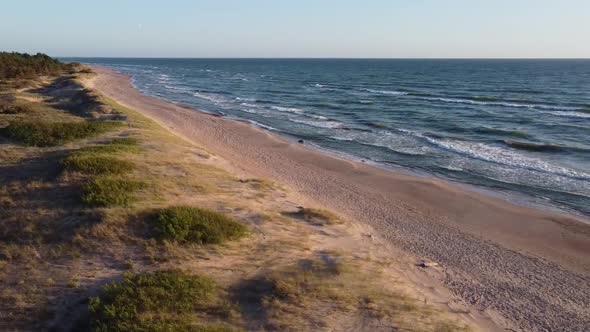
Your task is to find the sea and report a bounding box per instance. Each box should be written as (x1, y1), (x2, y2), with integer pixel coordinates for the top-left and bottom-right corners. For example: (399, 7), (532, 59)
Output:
(65, 58), (590, 216)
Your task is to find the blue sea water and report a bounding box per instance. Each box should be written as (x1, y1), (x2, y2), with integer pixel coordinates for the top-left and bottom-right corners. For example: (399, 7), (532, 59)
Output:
(67, 58), (590, 216)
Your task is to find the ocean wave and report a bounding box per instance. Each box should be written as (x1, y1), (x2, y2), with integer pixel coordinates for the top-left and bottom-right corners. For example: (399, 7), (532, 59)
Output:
(239, 108), (260, 114)
(476, 127), (530, 138)
(164, 85), (190, 93)
(271, 106), (305, 114)
(307, 114), (329, 120)
(330, 130), (429, 156)
(425, 137), (590, 180)
(502, 140), (570, 153)
(417, 96), (580, 111)
(246, 120), (278, 131)
(543, 111), (590, 119)
(365, 89), (409, 96)
(192, 91), (227, 104)
(235, 97), (256, 102)
(438, 164), (464, 172)
(239, 102), (258, 108)
(304, 102), (341, 110)
(289, 118), (343, 129)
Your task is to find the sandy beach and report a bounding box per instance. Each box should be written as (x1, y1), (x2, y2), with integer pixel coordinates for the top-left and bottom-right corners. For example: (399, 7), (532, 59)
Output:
(88, 66), (590, 331)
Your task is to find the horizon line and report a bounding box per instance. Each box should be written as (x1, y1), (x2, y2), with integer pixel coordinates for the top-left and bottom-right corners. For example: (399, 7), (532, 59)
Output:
(57, 56), (590, 60)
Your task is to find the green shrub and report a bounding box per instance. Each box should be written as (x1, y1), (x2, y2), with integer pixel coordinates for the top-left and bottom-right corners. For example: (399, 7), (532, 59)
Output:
(89, 270), (222, 332)
(63, 154), (134, 175)
(82, 177), (145, 207)
(155, 206), (248, 244)
(77, 138), (142, 154)
(0, 120), (124, 146)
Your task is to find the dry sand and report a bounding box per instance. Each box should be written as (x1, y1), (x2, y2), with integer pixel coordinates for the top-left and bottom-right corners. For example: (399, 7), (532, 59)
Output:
(88, 66), (590, 331)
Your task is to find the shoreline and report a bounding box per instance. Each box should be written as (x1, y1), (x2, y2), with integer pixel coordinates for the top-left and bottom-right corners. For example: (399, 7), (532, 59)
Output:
(129, 71), (589, 221)
(88, 65), (590, 331)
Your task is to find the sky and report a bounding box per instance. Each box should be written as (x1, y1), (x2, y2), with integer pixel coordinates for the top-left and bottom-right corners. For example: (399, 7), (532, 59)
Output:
(1, 0), (589, 58)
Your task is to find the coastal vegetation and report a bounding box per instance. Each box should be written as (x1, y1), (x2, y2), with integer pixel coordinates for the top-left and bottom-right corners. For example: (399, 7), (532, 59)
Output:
(0, 52), (74, 80)
(88, 270), (236, 332)
(154, 206), (249, 244)
(0, 120), (124, 146)
(81, 177), (146, 207)
(0, 55), (472, 331)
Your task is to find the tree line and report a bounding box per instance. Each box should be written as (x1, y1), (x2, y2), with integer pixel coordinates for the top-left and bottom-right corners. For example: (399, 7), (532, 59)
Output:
(0, 52), (74, 80)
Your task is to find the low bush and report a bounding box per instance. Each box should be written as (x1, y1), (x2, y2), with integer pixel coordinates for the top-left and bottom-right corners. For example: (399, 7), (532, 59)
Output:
(62, 155), (134, 175)
(82, 177), (145, 207)
(89, 270), (227, 332)
(0, 120), (124, 146)
(154, 206), (248, 244)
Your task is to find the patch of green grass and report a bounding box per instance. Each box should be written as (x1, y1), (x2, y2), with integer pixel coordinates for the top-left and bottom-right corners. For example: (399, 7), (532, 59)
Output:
(89, 270), (236, 332)
(154, 206), (248, 244)
(82, 177), (146, 207)
(110, 137), (139, 146)
(0, 120), (124, 146)
(62, 154), (134, 175)
(77, 138), (142, 155)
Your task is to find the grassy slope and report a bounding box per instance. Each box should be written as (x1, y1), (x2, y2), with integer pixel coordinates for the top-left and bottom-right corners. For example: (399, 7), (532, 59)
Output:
(0, 70), (473, 331)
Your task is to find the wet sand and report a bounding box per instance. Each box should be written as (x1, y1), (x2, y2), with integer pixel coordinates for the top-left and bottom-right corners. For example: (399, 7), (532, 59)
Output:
(88, 66), (590, 331)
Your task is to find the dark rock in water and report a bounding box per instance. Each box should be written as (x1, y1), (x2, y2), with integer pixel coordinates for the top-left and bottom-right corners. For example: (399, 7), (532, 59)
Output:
(361, 159), (366, 162)
(298, 139), (304, 144)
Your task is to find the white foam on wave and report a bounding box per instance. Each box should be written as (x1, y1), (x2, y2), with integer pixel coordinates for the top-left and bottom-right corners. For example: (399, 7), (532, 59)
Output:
(246, 120), (278, 131)
(366, 89), (409, 96)
(289, 118), (343, 129)
(271, 106), (305, 114)
(240, 102), (259, 108)
(425, 137), (590, 180)
(307, 114), (328, 120)
(331, 130), (430, 156)
(236, 97), (256, 102)
(164, 85), (191, 93)
(239, 108), (260, 114)
(192, 92), (227, 104)
(543, 111), (590, 119)
(419, 96), (580, 111)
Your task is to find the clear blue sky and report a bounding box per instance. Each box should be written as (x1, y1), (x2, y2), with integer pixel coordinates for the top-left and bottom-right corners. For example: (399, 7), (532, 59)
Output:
(1, 0), (588, 58)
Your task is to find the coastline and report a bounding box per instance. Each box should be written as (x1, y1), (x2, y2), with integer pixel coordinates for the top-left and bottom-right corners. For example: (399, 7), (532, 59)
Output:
(87, 66), (590, 330)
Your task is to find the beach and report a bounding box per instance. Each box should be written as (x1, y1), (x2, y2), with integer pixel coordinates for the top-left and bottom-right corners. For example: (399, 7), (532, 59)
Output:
(88, 66), (590, 331)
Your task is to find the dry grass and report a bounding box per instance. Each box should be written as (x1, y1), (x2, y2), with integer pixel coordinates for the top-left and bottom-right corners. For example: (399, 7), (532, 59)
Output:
(0, 71), (475, 332)
(283, 207), (341, 226)
(255, 253), (470, 332)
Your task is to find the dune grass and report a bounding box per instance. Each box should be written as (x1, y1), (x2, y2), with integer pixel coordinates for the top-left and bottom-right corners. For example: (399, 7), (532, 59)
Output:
(0, 119), (124, 146)
(154, 206), (248, 244)
(75, 137), (142, 155)
(89, 270), (239, 332)
(62, 154), (134, 175)
(81, 177), (146, 207)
